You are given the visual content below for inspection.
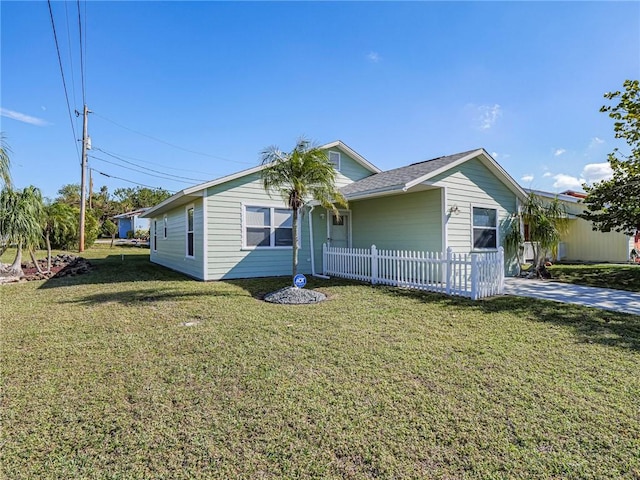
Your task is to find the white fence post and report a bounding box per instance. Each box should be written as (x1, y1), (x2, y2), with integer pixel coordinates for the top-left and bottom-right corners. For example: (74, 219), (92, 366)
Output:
(445, 247), (453, 295)
(322, 243), (327, 276)
(371, 245), (378, 285)
(498, 246), (505, 293)
(471, 253), (479, 300)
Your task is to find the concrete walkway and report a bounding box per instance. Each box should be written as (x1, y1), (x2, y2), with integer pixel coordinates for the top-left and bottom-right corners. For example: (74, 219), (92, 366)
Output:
(503, 277), (640, 316)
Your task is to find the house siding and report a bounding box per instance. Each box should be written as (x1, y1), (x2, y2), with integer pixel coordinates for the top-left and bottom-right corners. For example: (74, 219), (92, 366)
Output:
(333, 150), (377, 188)
(205, 172), (312, 280)
(149, 198), (204, 280)
(349, 189), (443, 252)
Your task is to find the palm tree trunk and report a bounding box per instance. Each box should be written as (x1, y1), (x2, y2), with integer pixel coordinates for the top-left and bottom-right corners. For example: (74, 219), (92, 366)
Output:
(110, 233), (115, 248)
(292, 208), (299, 277)
(30, 249), (44, 274)
(9, 244), (23, 276)
(46, 232), (52, 272)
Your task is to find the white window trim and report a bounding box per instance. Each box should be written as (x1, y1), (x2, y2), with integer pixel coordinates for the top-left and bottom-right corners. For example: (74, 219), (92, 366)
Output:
(152, 219), (158, 252)
(470, 203), (499, 251)
(185, 204), (195, 258)
(328, 150), (341, 171)
(163, 215), (168, 239)
(241, 203), (298, 250)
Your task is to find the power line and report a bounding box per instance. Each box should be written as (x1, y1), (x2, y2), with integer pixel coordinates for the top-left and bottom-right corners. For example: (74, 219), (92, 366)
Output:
(91, 148), (210, 181)
(93, 146), (218, 176)
(92, 112), (252, 165)
(89, 154), (207, 183)
(47, 0), (81, 162)
(91, 168), (176, 193)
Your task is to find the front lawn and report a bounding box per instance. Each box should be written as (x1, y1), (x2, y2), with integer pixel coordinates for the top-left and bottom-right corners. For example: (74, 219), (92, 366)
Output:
(2, 246), (639, 479)
(549, 263), (640, 292)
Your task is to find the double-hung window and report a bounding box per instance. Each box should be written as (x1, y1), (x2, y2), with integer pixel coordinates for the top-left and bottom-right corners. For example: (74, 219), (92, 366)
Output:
(152, 220), (157, 251)
(186, 206), (194, 257)
(472, 206), (498, 249)
(244, 206), (293, 248)
(163, 215), (168, 239)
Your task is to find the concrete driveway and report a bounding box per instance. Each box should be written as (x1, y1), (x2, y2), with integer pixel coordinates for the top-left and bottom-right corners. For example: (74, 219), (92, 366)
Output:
(503, 277), (640, 316)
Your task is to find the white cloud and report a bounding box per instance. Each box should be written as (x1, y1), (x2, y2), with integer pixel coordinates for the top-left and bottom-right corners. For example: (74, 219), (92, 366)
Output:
(1, 107), (49, 126)
(554, 148), (566, 156)
(552, 173), (585, 190)
(478, 104), (502, 130)
(366, 51), (380, 63)
(589, 136), (604, 149)
(582, 162), (612, 184)
(491, 152), (498, 159)
(543, 172), (552, 178)
(521, 174), (534, 183)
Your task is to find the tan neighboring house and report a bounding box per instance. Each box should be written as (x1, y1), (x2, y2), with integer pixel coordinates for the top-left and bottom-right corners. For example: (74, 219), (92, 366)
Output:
(525, 189), (634, 264)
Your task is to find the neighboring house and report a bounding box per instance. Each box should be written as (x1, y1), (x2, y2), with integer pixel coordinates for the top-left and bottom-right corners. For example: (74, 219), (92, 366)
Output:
(141, 141), (527, 281)
(525, 189), (633, 263)
(113, 208), (151, 239)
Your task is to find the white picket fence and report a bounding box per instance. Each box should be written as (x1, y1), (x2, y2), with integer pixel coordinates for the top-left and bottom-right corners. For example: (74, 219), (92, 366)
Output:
(323, 244), (504, 300)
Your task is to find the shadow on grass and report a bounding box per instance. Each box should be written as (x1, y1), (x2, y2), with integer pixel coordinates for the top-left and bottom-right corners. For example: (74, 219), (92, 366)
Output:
(38, 253), (191, 289)
(382, 286), (640, 352)
(59, 287), (247, 306)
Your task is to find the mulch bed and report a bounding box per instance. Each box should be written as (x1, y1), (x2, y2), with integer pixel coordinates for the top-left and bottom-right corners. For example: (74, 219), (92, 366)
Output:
(2, 255), (93, 282)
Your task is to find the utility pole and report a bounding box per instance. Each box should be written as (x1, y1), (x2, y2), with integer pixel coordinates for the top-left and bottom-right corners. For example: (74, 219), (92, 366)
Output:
(79, 104), (91, 252)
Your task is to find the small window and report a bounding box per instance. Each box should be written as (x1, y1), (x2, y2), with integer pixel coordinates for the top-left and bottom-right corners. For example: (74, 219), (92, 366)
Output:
(244, 205), (293, 248)
(472, 207), (498, 249)
(332, 215), (344, 226)
(163, 216), (168, 239)
(329, 151), (341, 171)
(186, 207), (194, 257)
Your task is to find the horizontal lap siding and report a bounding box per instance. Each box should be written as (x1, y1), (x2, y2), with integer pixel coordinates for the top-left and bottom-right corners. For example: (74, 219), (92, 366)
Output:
(205, 172), (312, 280)
(334, 150), (376, 188)
(349, 189), (442, 252)
(149, 199), (204, 280)
(431, 158), (518, 275)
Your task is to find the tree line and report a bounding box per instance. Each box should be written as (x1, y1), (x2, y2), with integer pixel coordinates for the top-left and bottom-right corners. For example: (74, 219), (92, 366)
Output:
(0, 149), (170, 277)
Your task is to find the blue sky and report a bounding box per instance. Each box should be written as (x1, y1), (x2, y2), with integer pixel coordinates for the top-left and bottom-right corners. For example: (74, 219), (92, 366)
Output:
(1, 1), (639, 200)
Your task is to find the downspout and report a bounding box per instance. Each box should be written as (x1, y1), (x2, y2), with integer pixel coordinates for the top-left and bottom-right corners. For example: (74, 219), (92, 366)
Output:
(308, 204), (330, 279)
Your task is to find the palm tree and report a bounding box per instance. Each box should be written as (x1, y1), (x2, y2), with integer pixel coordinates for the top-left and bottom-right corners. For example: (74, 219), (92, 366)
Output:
(0, 133), (11, 188)
(260, 138), (347, 277)
(0, 186), (44, 276)
(42, 202), (76, 271)
(521, 192), (568, 277)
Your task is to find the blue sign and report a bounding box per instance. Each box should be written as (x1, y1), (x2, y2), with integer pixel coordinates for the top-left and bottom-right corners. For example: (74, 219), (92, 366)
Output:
(293, 274), (307, 289)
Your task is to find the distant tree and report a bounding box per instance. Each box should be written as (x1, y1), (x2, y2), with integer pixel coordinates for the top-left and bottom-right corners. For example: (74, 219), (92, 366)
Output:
(0, 186), (44, 276)
(102, 219), (118, 247)
(56, 183), (82, 207)
(0, 133), (12, 188)
(113, 186), (171, 211)
(581, 79), (640, 235)
(260, 138), (347, 276)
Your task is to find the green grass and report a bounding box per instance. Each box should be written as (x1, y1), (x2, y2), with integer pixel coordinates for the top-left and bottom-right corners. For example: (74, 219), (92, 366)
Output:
(2, 245), (639, 479)
(549, 263), (640, 293)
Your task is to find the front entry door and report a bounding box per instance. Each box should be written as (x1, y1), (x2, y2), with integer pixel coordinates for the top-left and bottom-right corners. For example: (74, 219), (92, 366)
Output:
(329, 211), (350, 248)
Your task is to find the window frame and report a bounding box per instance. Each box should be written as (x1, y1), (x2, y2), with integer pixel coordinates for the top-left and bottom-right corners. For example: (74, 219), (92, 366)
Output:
(471, 204), (499, 250)
(152, 219), (158, 252)
(185, 205), (195, 258)
(241, 203), (296, 250)
(328, 150), (341, 171)
(163, 215), (168, 239)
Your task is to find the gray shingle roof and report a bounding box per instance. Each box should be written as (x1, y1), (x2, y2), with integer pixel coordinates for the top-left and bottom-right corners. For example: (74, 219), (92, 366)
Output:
(340, 149), (481, 198)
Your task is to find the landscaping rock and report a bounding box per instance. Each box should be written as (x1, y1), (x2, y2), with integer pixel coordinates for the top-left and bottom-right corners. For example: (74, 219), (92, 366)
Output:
(263, 286), (326, 304)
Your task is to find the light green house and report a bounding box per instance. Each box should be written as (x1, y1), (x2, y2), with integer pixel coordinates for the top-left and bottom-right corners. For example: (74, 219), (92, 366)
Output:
(141, 142), (527, 280)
